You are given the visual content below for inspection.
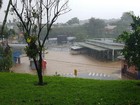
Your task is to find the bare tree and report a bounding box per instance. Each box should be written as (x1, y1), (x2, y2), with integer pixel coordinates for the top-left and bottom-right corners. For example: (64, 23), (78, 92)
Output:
(1, 0), (11, 40)
(10, 0), (70, 85)
(0, 0), (2, 9)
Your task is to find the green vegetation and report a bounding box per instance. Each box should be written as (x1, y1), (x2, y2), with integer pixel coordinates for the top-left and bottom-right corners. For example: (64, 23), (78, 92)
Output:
(0, 73), (140, 105)
(9, 0), (70, 85)
(84, 18), (106, 38)
(118, 13), (140, 70)
(66, 17), (80, 25)
(46, 12), (133, 41)
(113, 12), (133, 37)
(0, 45), (12, 72)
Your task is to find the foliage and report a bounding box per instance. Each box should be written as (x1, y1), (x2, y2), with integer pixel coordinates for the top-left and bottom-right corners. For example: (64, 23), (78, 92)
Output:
(49, 25), (88, 41)
(0, 45), (13, 72)
(8, 29), (16, 36)
(74, 28), (88, 41)
(46, 17), (107, 41)
(66, 17), (79, 25)
(113, 12), (133, 37)
(0, 26), (9, 38)
(84, 18), (106, 38)
(118, 14), (140, 70)
(24, 35), (38, 58)
(0, 72), (140, 105)
(10, 0), (70, 85)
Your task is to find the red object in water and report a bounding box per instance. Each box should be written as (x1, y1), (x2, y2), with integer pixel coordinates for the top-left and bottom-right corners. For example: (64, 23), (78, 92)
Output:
(42, 60), (47, 70)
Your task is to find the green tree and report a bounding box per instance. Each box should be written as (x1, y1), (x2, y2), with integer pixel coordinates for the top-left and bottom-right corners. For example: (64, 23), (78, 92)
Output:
(0, 0), (13, 72)
(10, 0), (70, 85)
(0, 26), (9, 38)
(118, 14), (140, 75)
(0, 45), (12, 72)
(66, 17), (79, 25)
(113, 12), (133, 37)
(48, 25), (88, 41)
(84, 18), (106, 38)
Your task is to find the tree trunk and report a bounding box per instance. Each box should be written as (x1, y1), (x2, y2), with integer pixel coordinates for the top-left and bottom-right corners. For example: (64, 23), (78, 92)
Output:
(33, 56), (43, 85)
(37, 68), (43, 85)
(138, 71), (140, 80)
(38, 52), (43, 85)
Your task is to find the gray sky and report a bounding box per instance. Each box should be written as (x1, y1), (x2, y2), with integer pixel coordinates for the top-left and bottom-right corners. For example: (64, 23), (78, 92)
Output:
(0, 0), (140, 23)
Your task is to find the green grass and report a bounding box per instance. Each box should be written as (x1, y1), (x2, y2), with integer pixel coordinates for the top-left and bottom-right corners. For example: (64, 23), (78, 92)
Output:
(0, 72), (140, 105)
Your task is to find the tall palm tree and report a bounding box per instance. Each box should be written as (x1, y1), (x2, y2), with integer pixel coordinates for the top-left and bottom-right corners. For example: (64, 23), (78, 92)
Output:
(0, 0), (2, 9)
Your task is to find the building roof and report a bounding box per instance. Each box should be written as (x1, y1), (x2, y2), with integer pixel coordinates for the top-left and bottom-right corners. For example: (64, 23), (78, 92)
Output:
(70, 46), (83, 50)
(9, 44), (27, 49)
(86, 39), (124, 50)
(105, 24), (116, 30)
(79, 43), (107, 51)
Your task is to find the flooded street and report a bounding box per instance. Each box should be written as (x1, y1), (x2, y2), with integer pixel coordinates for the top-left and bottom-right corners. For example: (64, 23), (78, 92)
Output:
(11, 46), (122, 80)
(45, 50), (121, 79)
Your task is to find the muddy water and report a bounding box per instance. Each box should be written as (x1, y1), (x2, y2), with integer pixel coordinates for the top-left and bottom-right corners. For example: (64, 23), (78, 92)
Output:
(45, 51), (121, 77)
(11, 50), (122, 78)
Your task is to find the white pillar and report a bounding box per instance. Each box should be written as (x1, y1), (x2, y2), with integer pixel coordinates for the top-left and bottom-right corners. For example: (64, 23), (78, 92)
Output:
(112, 49), (114, 61)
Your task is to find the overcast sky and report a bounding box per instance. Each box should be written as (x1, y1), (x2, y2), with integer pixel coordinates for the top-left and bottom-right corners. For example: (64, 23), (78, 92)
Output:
(0, 0), (140, 23)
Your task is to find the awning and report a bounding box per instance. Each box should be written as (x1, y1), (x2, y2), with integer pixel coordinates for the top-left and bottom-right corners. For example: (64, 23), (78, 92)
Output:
(70, 46), (83, 50)
(86, 40), (124, 50)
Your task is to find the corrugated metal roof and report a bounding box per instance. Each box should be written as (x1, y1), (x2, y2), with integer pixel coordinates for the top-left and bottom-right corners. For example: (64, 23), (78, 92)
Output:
(86, 41), (124, 50)
(70, 46), (83, 50)
(79, 43), (107, 51)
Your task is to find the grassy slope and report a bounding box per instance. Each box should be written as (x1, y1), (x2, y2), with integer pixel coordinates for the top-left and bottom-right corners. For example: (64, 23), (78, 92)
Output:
(0, 72), (140, 105)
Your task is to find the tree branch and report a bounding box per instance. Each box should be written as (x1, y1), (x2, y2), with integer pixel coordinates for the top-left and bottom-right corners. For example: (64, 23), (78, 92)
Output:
(0, 0), (11, 40)
(11, 1), (28, 33)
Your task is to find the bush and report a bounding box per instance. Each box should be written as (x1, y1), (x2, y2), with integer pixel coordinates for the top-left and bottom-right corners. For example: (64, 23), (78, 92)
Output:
(0, 45), (13, 72)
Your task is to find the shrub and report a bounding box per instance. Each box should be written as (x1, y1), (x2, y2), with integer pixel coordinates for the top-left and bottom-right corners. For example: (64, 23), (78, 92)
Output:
(0, 45), (13, 72)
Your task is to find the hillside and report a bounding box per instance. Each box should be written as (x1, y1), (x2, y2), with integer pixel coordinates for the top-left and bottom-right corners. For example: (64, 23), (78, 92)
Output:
(0, 72), (139, 105)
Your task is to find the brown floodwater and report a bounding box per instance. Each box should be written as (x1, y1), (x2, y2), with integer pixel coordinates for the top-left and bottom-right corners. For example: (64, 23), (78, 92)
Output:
(45, 51), (121, 76)
(11, 50), (122, 79)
